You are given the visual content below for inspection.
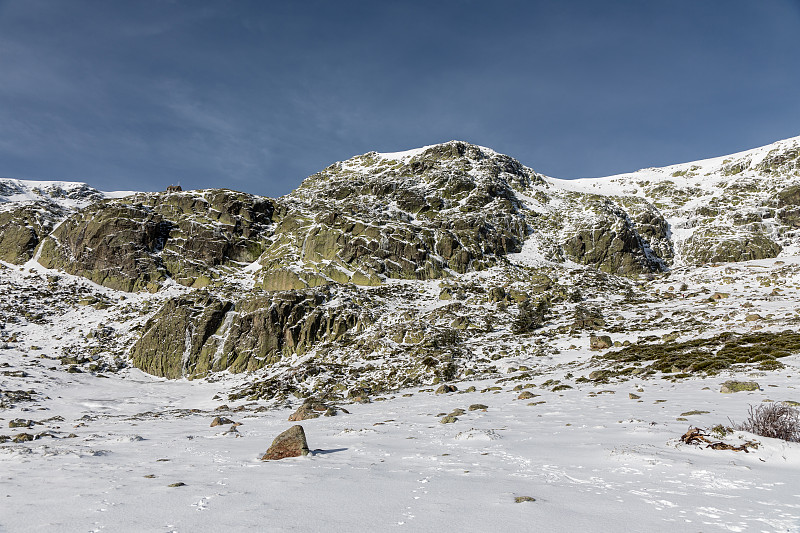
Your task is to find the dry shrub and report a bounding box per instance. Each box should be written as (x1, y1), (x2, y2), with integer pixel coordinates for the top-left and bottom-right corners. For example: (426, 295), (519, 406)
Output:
(734, 403), (800, 442)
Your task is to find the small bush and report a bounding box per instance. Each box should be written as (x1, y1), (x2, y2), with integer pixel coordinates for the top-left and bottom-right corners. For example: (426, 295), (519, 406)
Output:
(734, 403), (800, 442)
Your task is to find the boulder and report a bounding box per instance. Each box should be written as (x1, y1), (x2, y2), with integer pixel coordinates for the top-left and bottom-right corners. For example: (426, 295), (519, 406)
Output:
(260, 425), (310, 460)
(720, 381), (760, 393)
(590, 335), (613, 350)
(288, 400), (329, 421)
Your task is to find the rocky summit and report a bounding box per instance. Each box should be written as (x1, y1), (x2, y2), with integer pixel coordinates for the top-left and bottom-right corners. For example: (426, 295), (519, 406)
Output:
(1, 137), (800, 401)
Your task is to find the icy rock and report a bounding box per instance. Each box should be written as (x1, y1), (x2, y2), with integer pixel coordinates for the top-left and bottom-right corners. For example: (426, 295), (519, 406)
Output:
(260, 425), (310, 460)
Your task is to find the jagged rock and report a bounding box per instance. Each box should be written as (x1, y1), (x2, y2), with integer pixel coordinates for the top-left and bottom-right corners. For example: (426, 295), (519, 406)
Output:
(260, 425), (310, 460)
(38, 189), (274, 292)
(256, 141), (533, 288)
(131, 286), (364, 378)
(561, 196), (668, 274)
(720, 381), (760, 393)
(678, 229), (781, 265)
(8, 418), (34, 428)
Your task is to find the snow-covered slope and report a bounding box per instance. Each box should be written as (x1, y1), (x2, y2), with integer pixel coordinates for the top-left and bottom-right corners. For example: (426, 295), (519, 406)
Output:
(2, 137), (800, 531)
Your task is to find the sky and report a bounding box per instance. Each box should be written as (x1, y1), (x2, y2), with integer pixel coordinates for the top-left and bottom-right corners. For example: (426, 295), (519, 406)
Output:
(1, 0), (799, 197)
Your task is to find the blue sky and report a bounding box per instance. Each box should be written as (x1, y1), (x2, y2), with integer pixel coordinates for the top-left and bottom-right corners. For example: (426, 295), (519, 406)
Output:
(1, 0), (799, 196)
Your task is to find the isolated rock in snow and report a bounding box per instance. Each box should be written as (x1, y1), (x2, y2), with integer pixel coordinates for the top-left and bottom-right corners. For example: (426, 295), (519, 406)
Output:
(260, 425), (310, 460)
(720, 380), (760, 393)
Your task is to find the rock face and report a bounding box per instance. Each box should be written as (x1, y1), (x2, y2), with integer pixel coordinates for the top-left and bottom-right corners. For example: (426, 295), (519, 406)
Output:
(130, 286), (366, 378)
(38, 189), (274, 291)
(0, 179), (106, 264)
(0, 206), (53, 264)
(260, 425), (310, 460)
(560, 196), (669, 275)
(257, 142), (534, 289)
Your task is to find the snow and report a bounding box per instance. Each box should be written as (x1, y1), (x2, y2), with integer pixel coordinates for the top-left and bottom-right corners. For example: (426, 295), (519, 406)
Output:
(2, 346), (799, 531)
(2, 254), (800, 532)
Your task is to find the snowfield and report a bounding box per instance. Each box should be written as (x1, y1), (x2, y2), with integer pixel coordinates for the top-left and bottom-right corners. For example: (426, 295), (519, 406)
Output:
(1, 258), (799, 532)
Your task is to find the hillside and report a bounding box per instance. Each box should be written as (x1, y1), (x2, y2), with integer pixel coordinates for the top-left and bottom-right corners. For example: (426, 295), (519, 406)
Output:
(1, 137), (800, 531)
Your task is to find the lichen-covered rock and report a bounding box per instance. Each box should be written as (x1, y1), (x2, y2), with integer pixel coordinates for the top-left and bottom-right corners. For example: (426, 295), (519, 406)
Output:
(260, 425), (310, 460)
(38, 189), (274, 292)
(0, 206), (56, 264)
(678, 229), (781, 265)
(131, 286), (366, 378)
(720, 381), (760, 393)
(561, 197), (668, 275)
(255, 141), (534, 288)
(590, 335), (613, 350)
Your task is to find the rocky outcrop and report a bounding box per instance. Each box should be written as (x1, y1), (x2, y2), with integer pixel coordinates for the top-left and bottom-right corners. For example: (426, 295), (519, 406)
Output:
(38, 189), (274, 291)
(257, 141), (534, 289)
(560, 196), (668, 274)
(130, 286), (366, 378)
(0, 205), (61, 264)
(677, 229), (781, 265)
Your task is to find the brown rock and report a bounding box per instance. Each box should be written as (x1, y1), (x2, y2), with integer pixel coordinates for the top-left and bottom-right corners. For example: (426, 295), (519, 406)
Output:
(260, 425), (310, 460)
(288, 400), (329, 421)
(210, 416), (235, 427)
(590, 335), (613, 350)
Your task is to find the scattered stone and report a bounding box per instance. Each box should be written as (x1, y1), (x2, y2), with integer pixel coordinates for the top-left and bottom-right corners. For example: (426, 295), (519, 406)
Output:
(517, 391), (536, 400)
(745, 314), (762, 322)
(435, 384), (458, 394)
(215, 405), (230, 411)
(288, 404), (320, 422)
(628, 393), (641, 399)
(144, 474), (156, 479)
(440, 415), (458, 424)
(12, 433), (35, 443)
(468, 404), (488, 411)
(260, 425), (310, 460)
(514, 496), (536, 503)
(588, 370), (611, 381)
(168, 482), (186, 487)
(8, 418), (34, 428)
(720, 381), (760, 393)
(590, 335), (613, 350)
(450, 408), (466, 416)
(680, 410), (710, 416)
(465, 386), (477, 393)
(210, 416), (235, 427)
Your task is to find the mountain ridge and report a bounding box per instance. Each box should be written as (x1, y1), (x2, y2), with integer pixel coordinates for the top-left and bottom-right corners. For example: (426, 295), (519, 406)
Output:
(1, 135), (799, 395)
